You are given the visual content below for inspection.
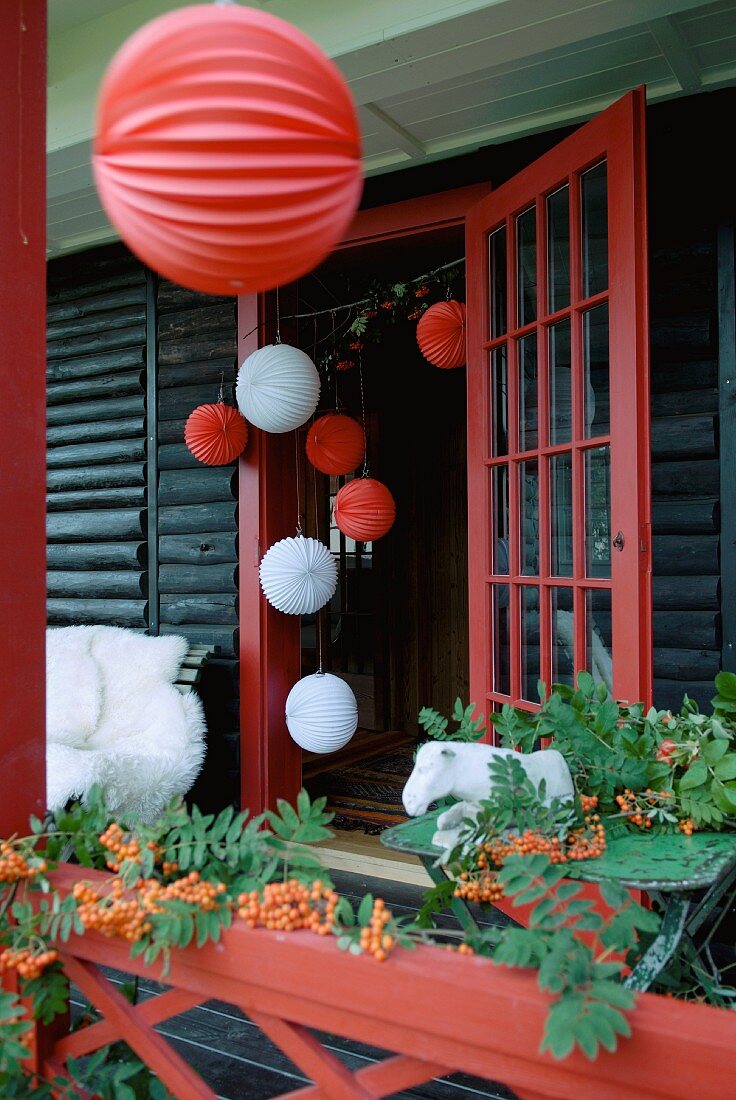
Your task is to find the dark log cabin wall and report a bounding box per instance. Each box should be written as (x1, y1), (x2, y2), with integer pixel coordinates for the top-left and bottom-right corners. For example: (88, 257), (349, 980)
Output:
(647, 97), (727, 711)
(46, 251), (240, 809)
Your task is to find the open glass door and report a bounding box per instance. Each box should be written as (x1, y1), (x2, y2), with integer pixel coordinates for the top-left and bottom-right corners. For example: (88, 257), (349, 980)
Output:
(466, 89), (651, 719)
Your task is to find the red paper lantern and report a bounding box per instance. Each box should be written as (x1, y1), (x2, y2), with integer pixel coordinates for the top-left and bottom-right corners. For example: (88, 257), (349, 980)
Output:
(333, 478), (396, 542)
(93, 5), (362, 296)
(416, 300), (466, 369)
(184, 403), (248, 466)
(306, 414), (365, 476)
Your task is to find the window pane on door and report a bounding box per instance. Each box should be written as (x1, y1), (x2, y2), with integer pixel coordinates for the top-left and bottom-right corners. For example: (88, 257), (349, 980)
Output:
(585, 446), (611, 577)
(489, 226), (507, 339)
(581, 161), (608, 297)
(491, 465), (509, 575)
(547, 185), (570, 312)
(518, 332), (538, 450)
(516, 206), (537, 326)
(520, 586), (540, 701)
(583, 303), (610, 437)
(550, 452), (573, 577)
(490, 346), (508, 456)
(551, 587), (575, 687)
(519, 460), (539, 576)
(491, 585), (510, 695)
(586, 588), (613, 691)
(549, 318), (572, 445)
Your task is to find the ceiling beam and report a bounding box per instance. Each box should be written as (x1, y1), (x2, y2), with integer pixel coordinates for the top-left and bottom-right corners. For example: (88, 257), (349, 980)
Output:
(648, 15), (702, 92)
(362, 104), (427, 158)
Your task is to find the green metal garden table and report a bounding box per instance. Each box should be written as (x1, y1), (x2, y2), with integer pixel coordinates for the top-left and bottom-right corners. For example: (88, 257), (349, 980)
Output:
(381, 811), (736, 991)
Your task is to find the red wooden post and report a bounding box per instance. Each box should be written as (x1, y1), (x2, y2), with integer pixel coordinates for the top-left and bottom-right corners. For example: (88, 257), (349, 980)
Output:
(0, 0), (47, 837)
(238, 294), (302, 814)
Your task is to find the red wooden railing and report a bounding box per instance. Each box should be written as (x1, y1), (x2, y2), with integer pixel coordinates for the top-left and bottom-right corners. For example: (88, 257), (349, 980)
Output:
(27, 864), (736, 1100)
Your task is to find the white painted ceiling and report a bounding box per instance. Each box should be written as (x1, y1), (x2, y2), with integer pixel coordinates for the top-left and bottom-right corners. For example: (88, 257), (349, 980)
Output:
(47, 0), (736, 256)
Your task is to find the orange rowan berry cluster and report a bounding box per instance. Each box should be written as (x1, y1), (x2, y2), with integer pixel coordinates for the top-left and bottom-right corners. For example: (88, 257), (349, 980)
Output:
(679, 818), (696, 836)
(454, 869), (505, 904)
(74, 870), (227, 943)
(481, 815), (606, 868)
(455, 814), (606, 904)
(237, 879), (338, 936)
(580, 794), (599, 813)
(0, 842), (46, 884)
(139, 870), (227, 914)
(0, 946), (58, 980)
(99, 823), (141, 871)
(73, 879), (152, 943)
(358, 898), (394, 961)
(616, 788), (672, 828)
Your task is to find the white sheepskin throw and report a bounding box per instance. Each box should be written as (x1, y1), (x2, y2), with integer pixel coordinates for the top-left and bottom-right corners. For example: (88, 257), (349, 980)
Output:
(46, 626), (207, 823)
(46, 626), (101, 746)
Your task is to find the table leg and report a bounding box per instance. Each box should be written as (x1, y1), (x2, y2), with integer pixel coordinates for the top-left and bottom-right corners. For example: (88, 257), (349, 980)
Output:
(623, 893), (689, 992)
(422, 857), (480, 936)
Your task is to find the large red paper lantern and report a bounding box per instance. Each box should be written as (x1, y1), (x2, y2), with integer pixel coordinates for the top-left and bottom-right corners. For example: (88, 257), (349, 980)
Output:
(333, 478), (396, 542)
(93, 5), (363, 296)
(306, 413), (365, 476)
(416, 300), (466, 369)
(184, 403), (248, 465)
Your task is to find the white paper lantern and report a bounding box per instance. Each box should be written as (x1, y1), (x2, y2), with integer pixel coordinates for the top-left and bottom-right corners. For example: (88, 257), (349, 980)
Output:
(259, 535), (337, 615)
(286, 672), (358, 753)
(236, 343), (320, 433)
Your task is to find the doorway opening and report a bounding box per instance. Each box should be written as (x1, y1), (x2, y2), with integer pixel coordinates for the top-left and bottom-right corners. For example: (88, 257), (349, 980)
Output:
(295, 226), (469, 839)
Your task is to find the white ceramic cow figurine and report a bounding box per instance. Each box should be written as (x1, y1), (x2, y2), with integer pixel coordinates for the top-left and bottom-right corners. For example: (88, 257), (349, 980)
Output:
(402, 741), (574, 861)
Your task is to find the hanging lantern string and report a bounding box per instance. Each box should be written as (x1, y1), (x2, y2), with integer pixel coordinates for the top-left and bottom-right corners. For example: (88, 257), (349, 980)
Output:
(294, 429), (303, 535)
(313, 459), (324, 674)
(239, 255), (465, 341)
(358, 349), (369, 478)
(218, 371), (225, 404)
(275, 287), (282, 344)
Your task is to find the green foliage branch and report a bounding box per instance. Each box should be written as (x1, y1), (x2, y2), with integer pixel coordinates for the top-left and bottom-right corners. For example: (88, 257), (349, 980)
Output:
(490, 671), (736, 830)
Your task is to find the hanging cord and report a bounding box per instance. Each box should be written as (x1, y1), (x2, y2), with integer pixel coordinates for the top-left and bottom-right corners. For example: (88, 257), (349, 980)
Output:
(238, 256), (465, 342)
(358, 349), (369, 478)
(217, 371), (225, 404)
(275, 287), (282, 345)
(312, 460), (324, 674)
(294, 430), (303, 535)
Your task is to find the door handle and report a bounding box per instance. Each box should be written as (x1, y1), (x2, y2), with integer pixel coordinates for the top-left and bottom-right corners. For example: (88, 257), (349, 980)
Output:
(612, 530), (625, 551)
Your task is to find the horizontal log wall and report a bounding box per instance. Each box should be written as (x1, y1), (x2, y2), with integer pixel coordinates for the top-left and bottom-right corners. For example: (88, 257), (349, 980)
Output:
(47, 246), (148, 632)
(46, 250), (243, 814)
(157, 281), (240, 809)
(650, 229), (720, 710)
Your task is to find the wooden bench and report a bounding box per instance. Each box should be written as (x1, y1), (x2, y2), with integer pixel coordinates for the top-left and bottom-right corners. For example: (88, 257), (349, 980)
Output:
(173, 643), (218, 694)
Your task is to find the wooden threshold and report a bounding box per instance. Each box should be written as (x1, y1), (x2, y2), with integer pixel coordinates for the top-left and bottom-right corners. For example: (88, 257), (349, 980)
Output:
(315, 828), (433, 887)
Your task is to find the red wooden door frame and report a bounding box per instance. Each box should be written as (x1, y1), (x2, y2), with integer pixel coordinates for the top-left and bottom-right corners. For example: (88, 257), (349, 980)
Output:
(465, 89), (652, 726)
(238, 184), (488, 814)
(0, 0), (47, 836)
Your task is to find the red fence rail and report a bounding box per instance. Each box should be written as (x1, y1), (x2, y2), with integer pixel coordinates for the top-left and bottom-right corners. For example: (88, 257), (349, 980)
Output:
(32, 865), (736, 1100)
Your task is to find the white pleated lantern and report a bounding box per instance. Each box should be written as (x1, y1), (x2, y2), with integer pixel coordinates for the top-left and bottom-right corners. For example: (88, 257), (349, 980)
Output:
(286, 672), (358, 753)
(236, 343), (320, 433)
(259, 535), (337, 615)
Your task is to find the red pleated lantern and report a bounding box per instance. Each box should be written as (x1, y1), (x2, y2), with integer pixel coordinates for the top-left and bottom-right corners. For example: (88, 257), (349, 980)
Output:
(93, 5), (363, 296)
(184, 403), (248, 466)
(306, 414), (365, 476)
(416, 300), (466, 369)
(333, 478), (396, 542)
